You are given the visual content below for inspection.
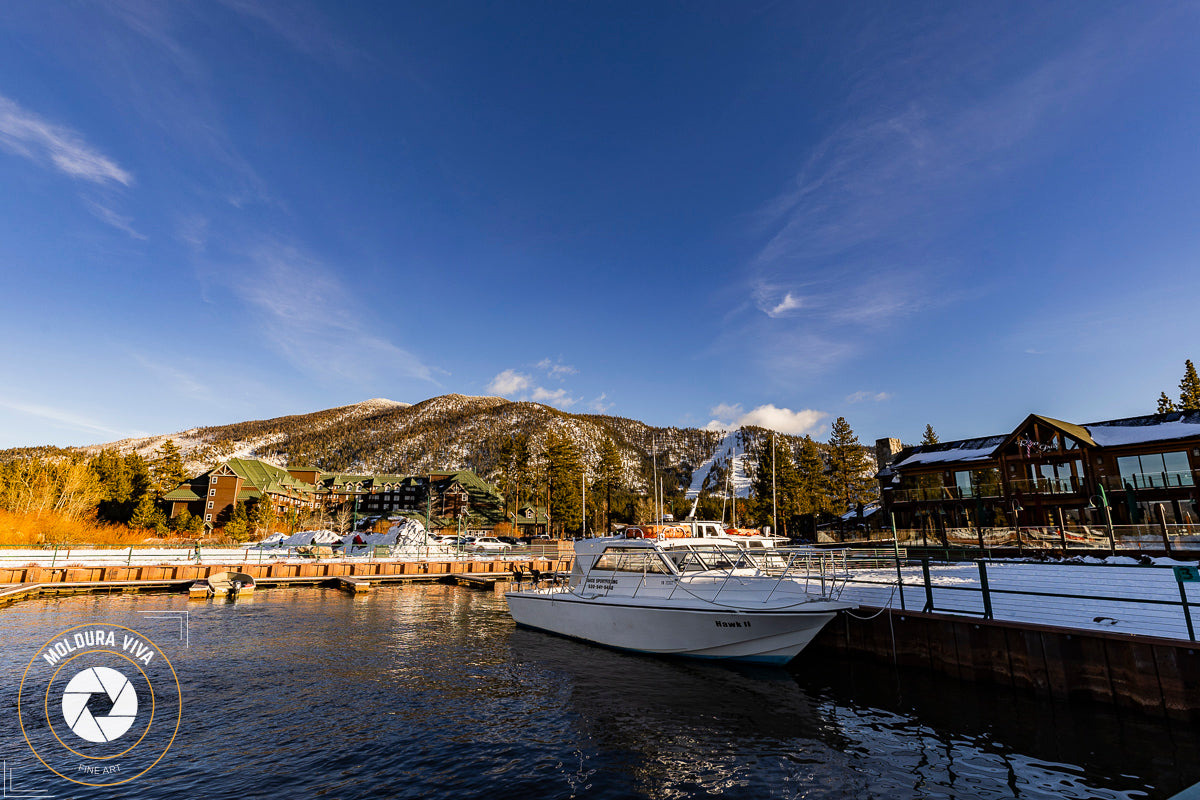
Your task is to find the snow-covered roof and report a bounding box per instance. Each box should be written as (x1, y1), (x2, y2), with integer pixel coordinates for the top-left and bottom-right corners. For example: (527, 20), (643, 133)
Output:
(1086, 418), (1200, 448)
(890, 442), (1000, 469)
(840, 503), (881, 521)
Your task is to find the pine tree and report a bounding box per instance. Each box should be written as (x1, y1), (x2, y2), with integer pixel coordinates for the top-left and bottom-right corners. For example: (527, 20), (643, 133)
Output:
(921, 424), (940, 445)
(152, 439), (187, 494)
(595, 437), (623, 534)
(1181, 360), (1200, 411)
(826, 417), (875, 514)
(544, 432), (582, 535)
(1158, 392), (1178, 414)
(795, 435), (828, 520)
(751, 434), (800, 536)
(223, 501), (251, 542)
(250, 497), (276, 538)
(129, 493), (166, 533)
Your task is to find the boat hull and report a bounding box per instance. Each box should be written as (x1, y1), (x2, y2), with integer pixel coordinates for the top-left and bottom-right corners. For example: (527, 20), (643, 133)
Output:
(505, 591), (841, 665)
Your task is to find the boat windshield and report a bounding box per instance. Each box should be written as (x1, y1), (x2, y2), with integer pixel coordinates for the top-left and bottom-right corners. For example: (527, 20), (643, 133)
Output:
(667, 544), (752, 573)
(592, 547), (674, 574)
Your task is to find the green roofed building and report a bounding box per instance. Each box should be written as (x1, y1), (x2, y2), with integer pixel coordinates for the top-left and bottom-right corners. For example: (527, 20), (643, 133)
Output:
(163, 458), (322, 530)
(164, 459), (520, 535)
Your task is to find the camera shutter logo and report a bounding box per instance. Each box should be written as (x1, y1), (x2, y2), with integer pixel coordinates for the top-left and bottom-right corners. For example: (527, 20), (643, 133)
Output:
(61, 666), (139, 743)
(19, 624), (182, 788)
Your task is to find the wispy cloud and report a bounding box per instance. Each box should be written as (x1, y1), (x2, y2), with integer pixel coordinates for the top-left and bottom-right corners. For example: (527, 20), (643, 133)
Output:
(705, 402), (826, 436)
(736, 8), (1164, 377)
(0, 95), (132, 186)
(207, 240), (435, 385)
(131, 354), (213, 401)
(846, 391), (892, 404)
(83, 197), (146, 240)
(536, 358), (578, 379)
(215, 0), (363, 67)
(0, 398), (145, 440)
(587, 393), (613, 413)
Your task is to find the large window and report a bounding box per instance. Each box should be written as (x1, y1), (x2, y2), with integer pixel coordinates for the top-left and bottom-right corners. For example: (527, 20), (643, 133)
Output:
(1117, 451), (1194, 489)
(593, 549), (673, 574)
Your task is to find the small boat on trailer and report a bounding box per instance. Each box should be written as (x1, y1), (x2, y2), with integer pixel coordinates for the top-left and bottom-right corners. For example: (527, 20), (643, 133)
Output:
(505, 536), (853, 665)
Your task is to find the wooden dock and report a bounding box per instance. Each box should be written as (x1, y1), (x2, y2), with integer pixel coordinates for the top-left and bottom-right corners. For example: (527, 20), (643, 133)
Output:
(0, 566), (571, 605)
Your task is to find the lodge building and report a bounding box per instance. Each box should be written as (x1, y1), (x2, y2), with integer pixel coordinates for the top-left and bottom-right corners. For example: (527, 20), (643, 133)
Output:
(877, 411), (1200, 536)
(162, 458), (536, 535)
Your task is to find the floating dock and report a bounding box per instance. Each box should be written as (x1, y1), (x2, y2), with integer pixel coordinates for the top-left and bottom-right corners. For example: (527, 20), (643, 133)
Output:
(0, 557), (571, 605)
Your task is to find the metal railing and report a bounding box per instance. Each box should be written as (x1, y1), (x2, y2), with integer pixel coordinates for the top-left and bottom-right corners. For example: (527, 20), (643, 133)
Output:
(834, 557), (1198, 642)
(0, 543), (541, 568)
(826, 524), (1200, 553)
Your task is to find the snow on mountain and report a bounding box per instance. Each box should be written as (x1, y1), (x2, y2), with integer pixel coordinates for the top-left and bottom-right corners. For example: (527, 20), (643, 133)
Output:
(685, 429), (753, 500)
(70, 395), (838, 499)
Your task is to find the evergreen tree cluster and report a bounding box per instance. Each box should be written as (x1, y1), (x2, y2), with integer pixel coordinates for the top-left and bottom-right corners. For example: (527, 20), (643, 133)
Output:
(0, 440), (199, 537)
(1157, 360), (1200, 413)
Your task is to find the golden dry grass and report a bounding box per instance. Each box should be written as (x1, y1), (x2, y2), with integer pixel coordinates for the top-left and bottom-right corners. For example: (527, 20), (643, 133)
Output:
(0, 510), (151, 547)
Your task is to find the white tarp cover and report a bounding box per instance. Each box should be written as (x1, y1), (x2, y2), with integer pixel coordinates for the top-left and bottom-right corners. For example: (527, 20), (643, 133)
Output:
(340, 518), (452, 555)
(281, 529), (342, 547)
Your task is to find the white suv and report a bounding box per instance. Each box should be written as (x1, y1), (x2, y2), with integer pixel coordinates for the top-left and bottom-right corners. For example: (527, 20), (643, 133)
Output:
(466, 536), (512, 553)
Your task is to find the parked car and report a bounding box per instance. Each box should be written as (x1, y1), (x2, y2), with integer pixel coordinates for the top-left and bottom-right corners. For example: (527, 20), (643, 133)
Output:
(466, 536), (513, 553)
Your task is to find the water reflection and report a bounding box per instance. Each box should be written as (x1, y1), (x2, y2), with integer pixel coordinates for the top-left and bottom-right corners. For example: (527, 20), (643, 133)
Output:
(0, 585), (1193, 799)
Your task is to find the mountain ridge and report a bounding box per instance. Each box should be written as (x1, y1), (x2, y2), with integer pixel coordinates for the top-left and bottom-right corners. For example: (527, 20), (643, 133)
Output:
(69, 394), (789, 495)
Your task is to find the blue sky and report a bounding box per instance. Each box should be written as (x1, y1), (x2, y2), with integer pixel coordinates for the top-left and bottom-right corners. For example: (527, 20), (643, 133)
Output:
(3, 2), (1200, 450)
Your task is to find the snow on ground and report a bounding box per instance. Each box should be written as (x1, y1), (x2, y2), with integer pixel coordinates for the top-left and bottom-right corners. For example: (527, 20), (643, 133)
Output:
(832, 557), (1200, 641)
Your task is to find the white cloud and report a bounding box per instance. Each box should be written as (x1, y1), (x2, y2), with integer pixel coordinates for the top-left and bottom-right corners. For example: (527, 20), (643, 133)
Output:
(706, 403), (827, 436)
(846, 391), (892, 404)
(710, 403), (744, 420)
(486, 365), (581, 409)
(736, 405), (826, 435)
(487, 369), (532, 396)
(766, 292), (803, 318)
(0, 95), (132, 186)
(531, 387), (578, 408)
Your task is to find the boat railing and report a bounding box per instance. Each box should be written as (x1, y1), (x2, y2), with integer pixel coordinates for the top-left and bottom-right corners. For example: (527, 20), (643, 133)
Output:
(660, 543), (850, 604)
(749, 547), (851, 600)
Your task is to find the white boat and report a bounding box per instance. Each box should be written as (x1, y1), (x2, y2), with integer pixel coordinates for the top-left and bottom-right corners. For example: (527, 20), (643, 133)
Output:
(505, 536), (854, 665)
(204, 570), (256, 597)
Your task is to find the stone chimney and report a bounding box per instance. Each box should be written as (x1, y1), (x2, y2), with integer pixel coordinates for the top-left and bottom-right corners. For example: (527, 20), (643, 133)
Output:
(875, 437), (902, 471)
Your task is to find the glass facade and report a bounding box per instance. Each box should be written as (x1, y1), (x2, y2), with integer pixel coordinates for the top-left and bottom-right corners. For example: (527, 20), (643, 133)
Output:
(1116, 451), (1194, 489)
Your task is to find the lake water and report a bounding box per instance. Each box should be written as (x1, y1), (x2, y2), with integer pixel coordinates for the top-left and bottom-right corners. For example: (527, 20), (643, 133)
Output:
(1, 584), (1196, 799)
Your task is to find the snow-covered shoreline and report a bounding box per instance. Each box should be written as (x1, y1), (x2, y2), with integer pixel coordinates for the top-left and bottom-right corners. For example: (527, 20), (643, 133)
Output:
(835, 556), (1200, 642)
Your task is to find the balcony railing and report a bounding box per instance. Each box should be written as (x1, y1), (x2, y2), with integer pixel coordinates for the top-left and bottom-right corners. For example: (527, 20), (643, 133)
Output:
(888, 486), (1003, 503)
(1100, 471), (1196, 491)
(1004, 476), (1082, 495)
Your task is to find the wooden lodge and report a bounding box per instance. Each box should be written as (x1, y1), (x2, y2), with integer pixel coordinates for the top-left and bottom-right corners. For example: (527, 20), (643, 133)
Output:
(878, 411), (1200, 536)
